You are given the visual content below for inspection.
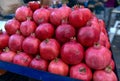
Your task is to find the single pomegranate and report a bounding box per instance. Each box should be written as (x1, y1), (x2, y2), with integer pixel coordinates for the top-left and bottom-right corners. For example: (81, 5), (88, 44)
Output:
(15, 6), (33, 22)
(35, 23), (54, 41)
(61, 40), (84, 65)
(93, 69), (118, 81)
(55, 24), (75, 43)
(28, 1), (41, 11)
(40, 39), (60, 60)
(33, 8), (50, 24)
(13, 52), (32, 67)
(50, 5), (71, 26)
(5, 18), (20, 35)
(69, 8), (86, 28)
(22, 34), (40, 55)
(99, 32), (110, 48)
(48, 58), (69, 76)
(0, 49), (16, 62)
(20, 19), (37, 37)
(77, 26), (100, 47)
(70, 63), (92, 81)
(79, 7), (92, 22)
(8, 33), (24, 52)
(0, 31), (9, 49)
(85, 44), (112, 70)
(29, 55), (48, 71)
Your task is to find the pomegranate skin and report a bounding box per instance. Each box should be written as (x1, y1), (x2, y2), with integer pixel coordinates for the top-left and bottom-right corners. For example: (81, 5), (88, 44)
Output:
(29, 55), (48, 71)
(40, 39), (60, 60)
(77, 26), (100, 47)
(8, 34), (24, 52)
(22, 36), (40, 55)
(85, 45), (112, 70)
(35, 23), (54, 41)
(70, 63), (92, 81)
(20, 20), (37, 37)
(93, 70), (118, 81)
(0, 32), (9, 49)
(55, 24), (76, 43)
(33, 8), (50, 24)
(5, 18), (20, 35)
(15, 6), (33, 22)
(13, 52), (32, 67)
(48, 58), (69, 76)
(61, 41), (84, 65)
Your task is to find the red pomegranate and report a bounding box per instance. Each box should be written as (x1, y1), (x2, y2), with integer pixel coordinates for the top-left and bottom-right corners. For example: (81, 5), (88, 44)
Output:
(79, 7), (92, 22)
(5, 18), (20, 35)
(0, 31), (9, 49)
(61, 40), (84, 65)
(20, 19), (37, 37)
(93, 70), (118, 81)
(22, 34), (40, 55)
(28, 1), (41, 11)
(15, 6), (33, 22)
(99, 32), (110, 48)
(48, 58), (69, 76)
(50, 5), (71, 26)
(77, 26), (100, 47)
(70, 63), (92, 81)
(69, 8), (87, 28)
(8, 33), (24, 52)
(85, 44), (112, 70)
(55, 24), (75, 43)
(29, 55), (48, 71)
(40, 39), (60, 60)
(33, 8), (50, 24)
(13, 52), (32, 67)
(0, 49), (16, 62)
(35, 23), (54, 41)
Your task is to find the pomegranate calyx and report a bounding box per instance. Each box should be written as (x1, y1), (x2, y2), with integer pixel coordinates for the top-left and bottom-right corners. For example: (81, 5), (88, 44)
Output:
(45, 39), (49, 43)
(36, 55), (40, 60)
(27, 17), (32, 20)
(54, 58), (59, 62)
(3, 47), (10, 52)
(79, 67), (86, 73)
(94, 42), (101, 49)
(105, 66), (112, 73)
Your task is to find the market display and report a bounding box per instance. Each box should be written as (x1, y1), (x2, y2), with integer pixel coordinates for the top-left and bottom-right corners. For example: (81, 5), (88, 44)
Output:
(0, 1), (118, 81)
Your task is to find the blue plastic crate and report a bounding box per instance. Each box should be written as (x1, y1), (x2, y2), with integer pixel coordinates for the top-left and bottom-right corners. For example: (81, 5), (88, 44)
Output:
(0, 61), (81, 81)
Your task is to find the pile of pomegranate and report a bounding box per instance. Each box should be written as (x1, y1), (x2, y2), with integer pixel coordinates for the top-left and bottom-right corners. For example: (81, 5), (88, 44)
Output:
(0, 1), (118, 81)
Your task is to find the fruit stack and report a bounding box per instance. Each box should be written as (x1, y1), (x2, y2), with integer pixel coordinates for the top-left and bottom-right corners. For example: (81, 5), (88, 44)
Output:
(0, 1), (118, 81)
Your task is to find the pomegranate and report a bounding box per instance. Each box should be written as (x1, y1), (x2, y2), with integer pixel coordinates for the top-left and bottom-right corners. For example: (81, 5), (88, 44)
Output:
(29, 55), (48, 71)
(5, 18), (20, 35)
(93, 69), (118, 81)
(13, 52), (32, 67)
(0, 49), (16, 62)
(50, 5), (71, 26)
(70, 63), (92, 81)
(79, 7), (92, 22)
(77, 26), (100, 47)
(8, 33), (24, 52)
(40, 39), (60, 60)
(55, 24), (75, 43)
(20, 19), (37, 37)
(99, 32), (110, 48)
(69, 8), (86, 28)
(48, 58), (69, 76)
(0, 31), (9, 49)
(35, 23), (54, 41)
(22, 34), (40, 55)
(85, 44), (112, 70)
(28, 1), (41, 11)
(0, 49), (2, 54)
(61, 40), (84, 65)
(15, 6), (33, 22)
(33, 8), (50, 24)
